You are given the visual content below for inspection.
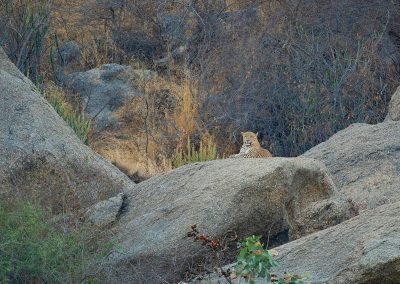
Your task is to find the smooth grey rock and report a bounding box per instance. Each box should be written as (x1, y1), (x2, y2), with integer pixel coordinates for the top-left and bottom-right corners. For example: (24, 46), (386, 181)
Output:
(62, 64), (145, 131)
(106, 158), (354, 283)
(191, 201), (400, 284)
(302, 122), (400, 211)
(0, 48), (134, 214)
(85, 193), (125, 226)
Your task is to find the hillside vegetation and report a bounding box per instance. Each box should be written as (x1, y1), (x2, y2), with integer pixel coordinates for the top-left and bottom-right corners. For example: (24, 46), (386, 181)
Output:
(1, 2), (400, 281)
(1, 0), (399, 174)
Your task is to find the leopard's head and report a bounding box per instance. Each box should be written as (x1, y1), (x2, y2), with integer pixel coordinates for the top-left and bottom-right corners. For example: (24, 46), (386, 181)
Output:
(241, 131), (260, 147)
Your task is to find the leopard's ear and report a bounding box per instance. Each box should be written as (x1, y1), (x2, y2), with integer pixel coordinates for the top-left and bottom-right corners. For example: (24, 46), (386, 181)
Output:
(255, 132), (259, 137)
(241, 132), (244, 135)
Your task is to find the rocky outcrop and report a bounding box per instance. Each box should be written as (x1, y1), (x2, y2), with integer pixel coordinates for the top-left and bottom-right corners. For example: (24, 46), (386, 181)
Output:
(61, 64), (149, 131)
(386, 85), (400, 121)
(194, 201), (400, 284)
(187, 91), (400, 284)
(61, 64), (166, 180)
(0, 48), (134, 215)
(275, 202), (400, 284)
(84, 193), (126, 227)
(106, 158), (354, 283)
(302, 122), (400, 211)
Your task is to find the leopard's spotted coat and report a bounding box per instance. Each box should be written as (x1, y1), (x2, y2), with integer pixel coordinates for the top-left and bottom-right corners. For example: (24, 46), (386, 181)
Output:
(230, 132), (272, 158)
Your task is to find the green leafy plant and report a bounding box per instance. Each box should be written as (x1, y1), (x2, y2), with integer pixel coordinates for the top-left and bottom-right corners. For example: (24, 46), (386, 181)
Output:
(173, 136), (219, 168)
(0, 202), (107, 283)
(233, 236), (310, 284)
(43, 84), (91, 144)
(188, 226), (310, 284)
(233, 235), (279, 283)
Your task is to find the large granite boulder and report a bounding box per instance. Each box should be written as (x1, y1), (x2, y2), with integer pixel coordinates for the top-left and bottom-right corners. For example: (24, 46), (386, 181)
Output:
(302, 122), (400, 211)
(61, 63), (166, 180)
(106, 158), (354, 283)
(0, 48), (134, 215)
(193, 201), (400, 284)
(275, 202), (400, 283)
(61, 64), (156, 131)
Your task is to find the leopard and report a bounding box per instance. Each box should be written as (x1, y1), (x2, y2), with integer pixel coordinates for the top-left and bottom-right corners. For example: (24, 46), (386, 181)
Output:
(230, 131), (273, 158)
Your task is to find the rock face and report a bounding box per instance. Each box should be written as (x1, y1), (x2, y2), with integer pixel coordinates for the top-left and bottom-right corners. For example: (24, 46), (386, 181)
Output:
(275, 202), (400, 284)
(62, 64), (169, 180)
(61, 64), (155, 131)
(196, 201), (400, 284)
(302, 122), (400, 211)
(387, 85), (400, 121)
(108, 158), (354, 283)
(84, 193), (126, 227)
(0, 48), (134, 214)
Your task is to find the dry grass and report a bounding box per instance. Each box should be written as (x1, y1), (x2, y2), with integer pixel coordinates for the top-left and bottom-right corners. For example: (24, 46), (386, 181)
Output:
(90, 133), (171, 182)
(3, 0), (398, 176)
(43, 83), (91, 144)
(172, 135), (219, 168)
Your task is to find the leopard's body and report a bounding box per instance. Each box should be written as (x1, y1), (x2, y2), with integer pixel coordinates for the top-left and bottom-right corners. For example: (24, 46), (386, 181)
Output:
(230, 132), (273, 158)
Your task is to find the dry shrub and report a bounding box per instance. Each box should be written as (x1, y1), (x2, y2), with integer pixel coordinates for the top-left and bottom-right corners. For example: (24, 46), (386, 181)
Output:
(0, 0), (51, 83)
(49, 0), (400, 160)
(90, 133), (170, 182)
(3, 0), (400, 165)
(188, 0), (400, 156)
(43, 83), (91, 144)
(172, 134), (219, 168)
(99, 71), (204, 177)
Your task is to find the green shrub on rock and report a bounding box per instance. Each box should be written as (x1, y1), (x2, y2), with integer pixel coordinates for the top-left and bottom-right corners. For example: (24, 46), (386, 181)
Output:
(233, 236), (310, 284)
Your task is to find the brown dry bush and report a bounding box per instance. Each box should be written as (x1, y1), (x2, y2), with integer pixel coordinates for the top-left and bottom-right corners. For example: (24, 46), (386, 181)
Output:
(89, 0), (400, 157)
(2, 0), (400, 161)
(187, 0), (400, 156)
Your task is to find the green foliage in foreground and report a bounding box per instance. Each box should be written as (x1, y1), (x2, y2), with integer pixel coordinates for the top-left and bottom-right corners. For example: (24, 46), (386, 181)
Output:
(234, 236), (310, 284)
(173, 136), (219, 168)
(44, 85), (91, 144)
(0, 202), (103, 283)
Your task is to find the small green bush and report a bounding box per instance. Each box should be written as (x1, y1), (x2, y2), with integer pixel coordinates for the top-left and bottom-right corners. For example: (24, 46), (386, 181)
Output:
(44, 85), (91, 144)
(0, 202), (102, 283)
(234, 235), (279, 283)
(188, 226), (310, 284)
(173, 136), (219, 168)
(234, 236), (310, 284)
